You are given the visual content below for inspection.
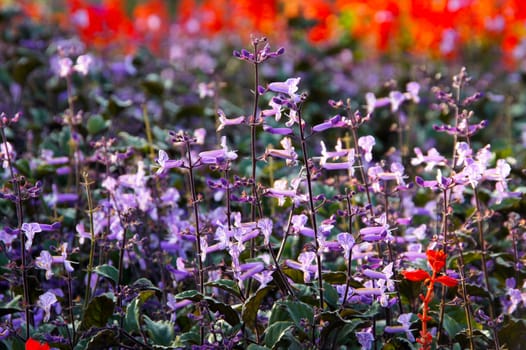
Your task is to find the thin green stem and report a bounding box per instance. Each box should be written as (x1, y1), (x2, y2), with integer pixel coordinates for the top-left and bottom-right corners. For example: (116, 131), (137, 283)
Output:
(81, 172), (97, 313)
(298, 108), (324, 310)
(0, 124), (33, 337)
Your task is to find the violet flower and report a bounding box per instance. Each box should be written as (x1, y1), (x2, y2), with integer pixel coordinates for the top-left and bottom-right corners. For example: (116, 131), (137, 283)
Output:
(358, 135), (375, 162)
(312, 114), (347, 132)
(356, 329), (374, 350)
(405, 82), (420, 103)
(264, 137), (298, 166)
(37, 291), (58, 322)
(365, 92), (390, 114)
(257, 218), (273, 245)
(384, 313), (415, 341)
(411, 147), (448, 172)
(286, 251), (318, 283)
(264, 179), (298, 206)
(290, 214), (315, 238)
(389, 90), (405, 112)
(337, 232), (355, 260)
(155, 150), (184, 175)
(217, 109), (245, 131)
(199, 136), (238, 165)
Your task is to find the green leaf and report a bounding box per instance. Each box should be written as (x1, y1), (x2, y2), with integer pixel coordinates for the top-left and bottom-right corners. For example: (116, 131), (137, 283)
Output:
(463, 283), (491, 298)
(14, 158), (31, 177)
(141, 73), (164, 96)
(175, 289), (202, 300)
(124, 296), (141, 334)
(107, 95), (132, 115)
(124, 290), (157, 334)
(284, 300), (314, 328)
(118, 131), (149, 151)
(94, 264), (119, 285)
(174, 290), (239, 326)
(86, 329), (119, 350)
(131, 277), (162, 293)
(79, 295), (115, 331)
(0, 307), (21, 318)
(86, 114), (109, 135)
(264, 321), (295, 348)
(319, 311), (365, 348)
(247, 345), (271, 350)
(242, 286), (272, 330)
(143, 315), (175, 346)
(498, 319), (526, 350)
(323, 282), (339, 309)
(322, 271), (347, 284)
(490, 197), (521, 211)
(205, 279), (242, 300)
(282, 267), (304, 283)
(442, 312), (463, 339)
(205, 298), (240, 327)
(176, 327), (201, 346)
(13, 56), (42, 84)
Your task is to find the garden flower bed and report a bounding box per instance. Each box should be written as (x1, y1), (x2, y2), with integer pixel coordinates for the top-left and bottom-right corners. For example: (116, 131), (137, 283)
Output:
(0, 1), (525, 349)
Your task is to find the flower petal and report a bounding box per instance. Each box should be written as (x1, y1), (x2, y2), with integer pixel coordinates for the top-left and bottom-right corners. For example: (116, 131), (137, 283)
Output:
(402, 269), (430, 282)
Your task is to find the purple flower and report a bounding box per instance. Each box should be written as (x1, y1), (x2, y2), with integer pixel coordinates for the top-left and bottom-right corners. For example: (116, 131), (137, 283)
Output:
(356, 329), (374, 350)
(37, 291), (58, 322)
(73, 54), (93, 75)
(389, 90), (405, 112)
(411, 147), (448, 172)
(257, 218), (273, 245)
(365, 92), (390, 114)
(254, 269), (274, 289)
(263, 124), (293, 135)
(337, 232), (355, 260)
(312, 114), (347, 132)
(268, 77), (301, 98)
(384, 313), (415, 341)
(155, 150), (184, 175)
(358, 136), (375, 162)
(0, 141), (16, 168)
(22, 223), (42, 251)
(405, 82), (420, 103)
(261, 98), (284, 121)
(264, 137), (297, 166)
(199, 136), (238, 165)
(286, 251), (318, 283)
(291, 214), (315, 238)
(57, 57), (73, 77)
(265, 179), (298, 206)
(217, 109), (245, 131)
(360, 214), (391, 242)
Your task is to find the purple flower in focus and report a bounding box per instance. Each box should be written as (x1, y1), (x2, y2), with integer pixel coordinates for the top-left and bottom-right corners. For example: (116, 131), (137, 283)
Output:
(411, 147), (447, 172)
(37, 291), (58, 322)
(286, 251), (318, 283)
(356, 329), (374, 350)
(337, 232), (355, 260)
(384, 313), (415, 341)
(155, 150), (183, 175)
(358, 136), (375, 162)
(22, 223), (42, 251)
(217, 109), (245, 131)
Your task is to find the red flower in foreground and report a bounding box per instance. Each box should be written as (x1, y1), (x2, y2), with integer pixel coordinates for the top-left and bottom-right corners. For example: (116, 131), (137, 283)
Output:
(426, 249), (446, 272)
(401, 250), (458, 350)
(26, 338), (50, 350)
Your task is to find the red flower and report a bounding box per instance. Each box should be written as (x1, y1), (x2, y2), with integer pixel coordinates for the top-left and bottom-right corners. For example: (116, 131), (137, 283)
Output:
(26, 338), (50, 350)
(426, 249), (446, 272)
(435, 275), (458, 287)
(402, 269), (430, 282)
